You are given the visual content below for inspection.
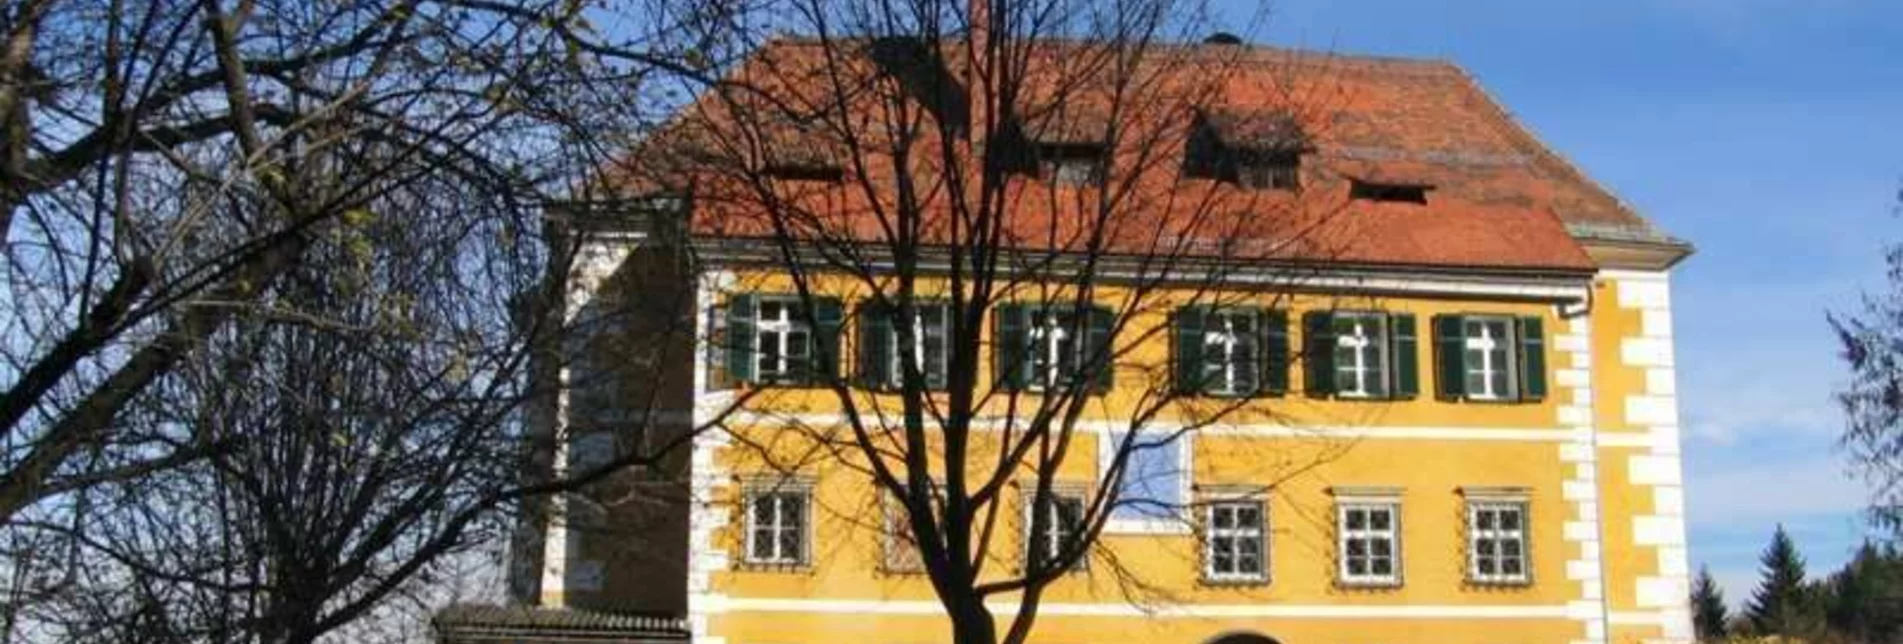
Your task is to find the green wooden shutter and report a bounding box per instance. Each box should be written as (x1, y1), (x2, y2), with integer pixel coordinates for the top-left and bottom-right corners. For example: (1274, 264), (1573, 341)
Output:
(813, 297), (844, 382)
(1433, 315), (1467, 401)
(1173, 306), (1207, 394)
(726, 294), (757, 383)
(858, 301), (893, 389)
(1517, 316), (1547, 402)
(1262, 309), (1289, 396)
(1390, 314), (1419, 399)
(994, 304), (1028, 391)
(1088, 306), (1115, 394)
(1302, 311), (1336, 398)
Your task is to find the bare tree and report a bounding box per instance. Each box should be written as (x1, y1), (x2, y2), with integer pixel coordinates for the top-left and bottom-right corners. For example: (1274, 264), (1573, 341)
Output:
(0, 0), (758, 640)
(624, 2), (1360, 643)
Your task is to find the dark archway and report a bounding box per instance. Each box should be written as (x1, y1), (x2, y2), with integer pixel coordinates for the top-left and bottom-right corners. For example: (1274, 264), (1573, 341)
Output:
(1205, 632), (1282, 644)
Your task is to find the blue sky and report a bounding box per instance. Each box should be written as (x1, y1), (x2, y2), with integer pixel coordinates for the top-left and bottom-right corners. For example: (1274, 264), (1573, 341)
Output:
(1214, 0), (1903, 606)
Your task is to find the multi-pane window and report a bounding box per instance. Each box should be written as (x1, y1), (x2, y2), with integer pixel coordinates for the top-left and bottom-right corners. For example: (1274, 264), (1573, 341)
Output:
(1433, 314), (1545, 402)
(882, 490), (927, 573)
(755, 299), (812, 382)
(1236, 152), (1299, 191)
(744, 486), (809, 566)
(860, 302), (949, 389)
(1332, 313), (1390, 398)
(1468, 501), (1529, 584)
(1040, 144), (1106, 186)
(1176, 306), (1288, 397)
(1205, 500), (1267, 582)
(894, 305), (950, 388)
(1026, 493), (1086, 571)
(1028, 309), (1081, 389)
(1201, 309), (1260, 396)
(996, 305), (1112, 393)
(1461, 317), (1517, 400)
(1337, 501), (1401, 585)
(723, 294), (842, 386)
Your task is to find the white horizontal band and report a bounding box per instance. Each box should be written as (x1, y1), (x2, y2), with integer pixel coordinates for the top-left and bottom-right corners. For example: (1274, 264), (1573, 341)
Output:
(700, 596), (1573, 619)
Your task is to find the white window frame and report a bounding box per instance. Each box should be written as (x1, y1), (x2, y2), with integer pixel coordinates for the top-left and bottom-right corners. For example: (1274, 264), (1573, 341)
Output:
(742, 483), (811, 566)
(1026, 308), (1080, 392)
(1467, 499), (1530, 585)
(1099, 430), (1193, 534)
(1201, 308), (1260, 397)
(887, 303), (950, 389)
(1203, 498), (1269, 583)
(1023, 490), (1088, 572)
(1333, 312), (1389, 399)
(754, 298), (812, 383)
(1462, 316), (1518, 401)
(1335, 495), (1402, 587)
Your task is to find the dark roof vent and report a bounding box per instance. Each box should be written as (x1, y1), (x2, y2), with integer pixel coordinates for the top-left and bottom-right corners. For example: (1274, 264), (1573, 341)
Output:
(1350, 179), (1431, 204)
(1203, 32), (1244, 45)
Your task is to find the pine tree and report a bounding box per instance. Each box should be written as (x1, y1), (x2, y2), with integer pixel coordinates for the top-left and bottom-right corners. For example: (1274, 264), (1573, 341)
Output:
(1690, 565), (1729, 641)
(1824, 542), (1903, 643)
(1745, 524), (1817, 637)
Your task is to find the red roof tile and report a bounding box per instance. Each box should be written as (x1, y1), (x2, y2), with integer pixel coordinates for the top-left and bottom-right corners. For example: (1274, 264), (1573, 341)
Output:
(605, 37), (1681, 274)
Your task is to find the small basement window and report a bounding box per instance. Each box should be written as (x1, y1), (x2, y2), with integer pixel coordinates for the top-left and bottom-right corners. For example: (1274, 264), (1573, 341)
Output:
(1350, 179), (1430, 204)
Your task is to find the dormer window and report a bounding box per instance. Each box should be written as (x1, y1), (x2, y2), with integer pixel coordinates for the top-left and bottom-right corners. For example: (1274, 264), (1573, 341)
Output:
(1183, 109), (1307, 192)
(1038, 144), (1106, 186)
(1350, 179), (1430, 204)
(1235, 151), (1299, 191)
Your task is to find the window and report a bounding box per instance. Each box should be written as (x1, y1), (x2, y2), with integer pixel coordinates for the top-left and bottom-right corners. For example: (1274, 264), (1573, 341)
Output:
(1333, 313), (1389, 398)
(1433, 314), (1546, 402)
(744, 485), (810, 566)
(1175, 307), (1288, 397)
(723, 294), (843, 386)
(1349, 179), (1430, 204)
(1025, 492), (1087, 571)
(1337, 500), (1401, 586)
(1303, 311), (1417, 400)
(1039, 144), (1106, 186)
(882, 489), (930, 573)
(1236, 151), (1299, 191)
(756, 299), (811, 382)
(1104, 431), (1187, 531)
(859, 302), (950, 389)
(995, 304), (1113, 393)
(1468, 500), (1529, 584)
(1204, 500), (1267, 582)
(1462, 317), (1517, 400)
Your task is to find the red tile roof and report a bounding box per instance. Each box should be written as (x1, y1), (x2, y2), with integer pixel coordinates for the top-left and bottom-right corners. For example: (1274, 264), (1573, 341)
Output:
(605, 37), (1684, 274)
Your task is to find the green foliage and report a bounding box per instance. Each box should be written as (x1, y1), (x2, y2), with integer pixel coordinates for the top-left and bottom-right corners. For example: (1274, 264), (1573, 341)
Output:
(1745, 525), (1824, 638)
(1822, 542), (1903, 643)
(1693, 565), (1730, 641)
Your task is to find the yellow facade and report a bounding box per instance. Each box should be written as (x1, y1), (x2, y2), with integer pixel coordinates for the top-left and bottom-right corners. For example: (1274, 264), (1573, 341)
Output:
(530, 253), (1694, 644)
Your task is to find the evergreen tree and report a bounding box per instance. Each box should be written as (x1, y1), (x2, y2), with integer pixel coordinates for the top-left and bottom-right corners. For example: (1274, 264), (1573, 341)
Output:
(1691, 565), (1730, 641)
(1745, 525), (1818, 637)
(1824, 542), (1903, 643)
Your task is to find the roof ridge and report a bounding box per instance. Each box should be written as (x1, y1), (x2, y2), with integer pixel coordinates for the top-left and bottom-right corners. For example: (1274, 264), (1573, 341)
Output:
(759, 34), (1464, 76)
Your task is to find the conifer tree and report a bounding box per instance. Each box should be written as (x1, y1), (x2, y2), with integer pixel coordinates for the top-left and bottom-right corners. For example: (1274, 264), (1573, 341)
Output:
(1745, 524), (1817, 637)
(1691, 565), (1730, 641)
(1824, 542), (1903, 643)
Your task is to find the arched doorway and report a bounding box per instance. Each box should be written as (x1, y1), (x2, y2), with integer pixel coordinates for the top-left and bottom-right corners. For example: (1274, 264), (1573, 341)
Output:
(1205, 632), (1282, 644)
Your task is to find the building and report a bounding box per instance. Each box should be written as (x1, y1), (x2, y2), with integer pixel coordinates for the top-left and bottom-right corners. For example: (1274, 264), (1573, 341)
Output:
(453, 33), (1694, 644)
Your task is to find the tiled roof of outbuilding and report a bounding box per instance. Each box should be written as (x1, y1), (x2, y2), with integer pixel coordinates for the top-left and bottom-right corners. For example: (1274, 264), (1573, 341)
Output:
(433, 604), (689, 643)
